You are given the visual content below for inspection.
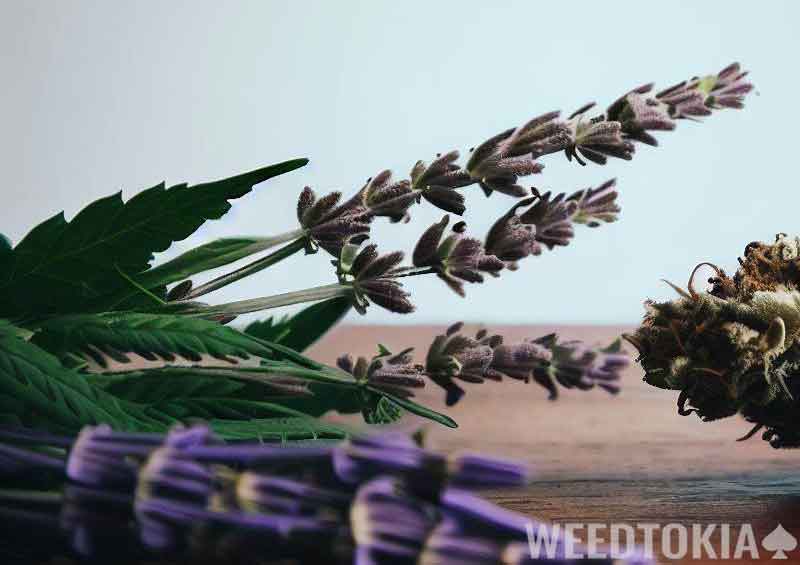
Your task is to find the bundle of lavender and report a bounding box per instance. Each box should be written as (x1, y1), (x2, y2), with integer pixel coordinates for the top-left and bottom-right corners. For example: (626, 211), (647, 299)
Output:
(0, 423), (650, 564)
(626, 234), (800, 448)
(0, 63), (752, 440)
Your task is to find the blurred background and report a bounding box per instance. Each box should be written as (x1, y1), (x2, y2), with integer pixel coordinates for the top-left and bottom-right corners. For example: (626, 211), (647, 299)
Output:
(1, 0), (795, 325)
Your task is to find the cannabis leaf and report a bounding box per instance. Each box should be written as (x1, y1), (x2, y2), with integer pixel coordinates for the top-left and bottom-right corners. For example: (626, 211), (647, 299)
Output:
(361, 392), (404, 424)
(0, 319), (170, 432)
(209, 417), (350, 442)
(0, 159), (307, 319)
(30, 313), (278, 369)
(245, 297), (352, 352)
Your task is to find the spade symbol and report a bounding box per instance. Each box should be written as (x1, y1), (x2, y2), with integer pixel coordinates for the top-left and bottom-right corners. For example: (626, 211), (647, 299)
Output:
(762, 524), (798, 559)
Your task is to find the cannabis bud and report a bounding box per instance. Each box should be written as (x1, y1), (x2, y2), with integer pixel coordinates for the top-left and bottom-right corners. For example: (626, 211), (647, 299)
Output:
(626, 233), (800, 448)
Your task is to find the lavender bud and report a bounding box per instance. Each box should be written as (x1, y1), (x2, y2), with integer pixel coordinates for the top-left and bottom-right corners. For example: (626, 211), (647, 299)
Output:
(336, 243), (415, 314)
(656, 63), (753, 119)
(412, 216), (505, 297)
(484, 197), (542, 264)
(236, 471), (350, 515)
(350, 170), (418, 223)
(420, 185), (467, 215)
(425, 324), (500, 405)
(337, 346), (426, 398)
(606, 84), (675, 146)
(66, 425), (146, 487)
(410, 150), (474, 190)
(350, 477), (438, 561)
(566, 119), (635, 166)
(518, 192), (578, 249)
(490, 341), (553, 382)
(566, 178), (621, 227)
(465, 119), (552, 198)
(536, 336), (629, 398)
(296, 187), (372, 256)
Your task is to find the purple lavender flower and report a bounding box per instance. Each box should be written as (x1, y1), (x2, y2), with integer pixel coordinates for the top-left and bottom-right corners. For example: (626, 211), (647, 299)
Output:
(337, 346), (427, 398)
(412, 216), (505, 297)
(534, 334), (628, 397)
(465, 117), (553, 197)
(518, 191), (578, 249)
(708, 62), (754, 109)
(425, 322), (502, 405)
(343, 170), (419, 223)
(336, 242), (415, 314)
(66, 425), (148, 487)
(484, 196), (542, 268)
(566, 114), (635, 166)
(567, 178), (621, 227)
(607, 84), (676, 146)
(410, 151), (473, 214)
(333, 433), (528, 489)
(350, 477), (438, 562)
(136, 447), (216, 506)
(236, 471), (350, 515)
(656, 62), (753, 119)
(490, 340), (553, 382)
(297, 186), (372, 255)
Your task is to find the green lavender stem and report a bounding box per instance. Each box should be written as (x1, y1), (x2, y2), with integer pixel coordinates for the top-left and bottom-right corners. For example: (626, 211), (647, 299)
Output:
(182, 283), (351, 317)
(149, 227), (307, 288)
(186, 237), (307, 299)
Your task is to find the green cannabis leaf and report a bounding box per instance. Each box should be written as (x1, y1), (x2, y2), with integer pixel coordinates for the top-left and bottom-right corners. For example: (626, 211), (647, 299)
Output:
(30, 313), (277, 368)
(0, 319), (171, 432)
(0, 159), (307, 319)
(245, 296), (352, 352)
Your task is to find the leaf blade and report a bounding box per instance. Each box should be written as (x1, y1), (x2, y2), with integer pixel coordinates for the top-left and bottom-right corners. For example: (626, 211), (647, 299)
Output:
(0, 159), (307, 318)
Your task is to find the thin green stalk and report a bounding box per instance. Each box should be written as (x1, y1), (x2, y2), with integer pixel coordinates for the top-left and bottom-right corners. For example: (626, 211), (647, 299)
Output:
(145, 227), (307, 287)
(180, 283), (351, 317)
(186, 237), (307, 299)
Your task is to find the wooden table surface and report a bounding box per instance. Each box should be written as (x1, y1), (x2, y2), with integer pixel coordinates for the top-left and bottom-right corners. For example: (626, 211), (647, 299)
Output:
(308, 325), (800, 564)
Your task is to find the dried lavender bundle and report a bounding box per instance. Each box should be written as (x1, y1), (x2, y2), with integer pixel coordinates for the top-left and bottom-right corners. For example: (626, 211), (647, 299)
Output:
(0, 424), (650, 564)
(626, 234), (800, 448)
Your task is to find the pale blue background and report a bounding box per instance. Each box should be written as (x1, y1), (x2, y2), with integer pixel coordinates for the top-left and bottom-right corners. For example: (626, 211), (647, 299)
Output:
(1, 1), (795, 324)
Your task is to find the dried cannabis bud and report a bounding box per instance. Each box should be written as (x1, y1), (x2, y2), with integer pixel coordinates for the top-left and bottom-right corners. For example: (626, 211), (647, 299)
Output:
(626, 234), (800, 448)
